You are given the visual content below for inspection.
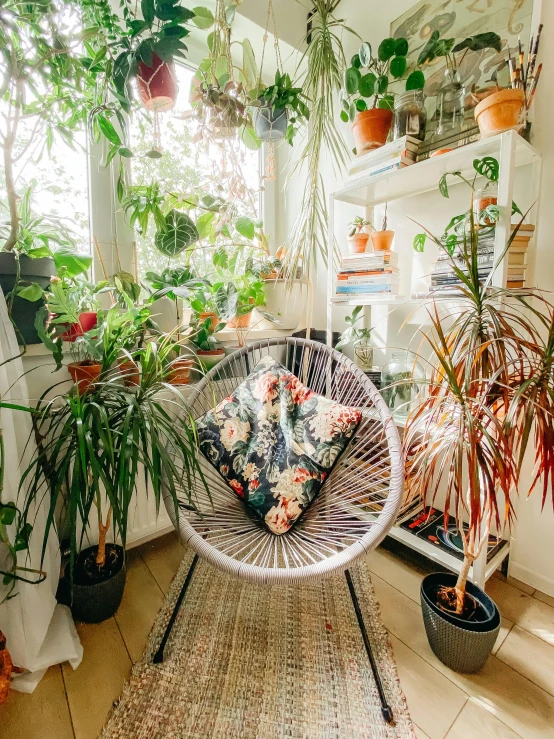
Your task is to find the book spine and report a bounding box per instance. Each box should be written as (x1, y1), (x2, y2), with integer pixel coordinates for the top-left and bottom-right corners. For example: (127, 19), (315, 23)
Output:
(336, 284), (398, 293)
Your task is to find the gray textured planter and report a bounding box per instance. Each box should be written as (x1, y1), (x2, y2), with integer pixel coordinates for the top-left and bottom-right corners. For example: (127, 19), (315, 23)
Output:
(65, 545), (127, 623)
(421, 572), (500, 673)
(255, 106), (287, 142)
(0, 252), (54, 344)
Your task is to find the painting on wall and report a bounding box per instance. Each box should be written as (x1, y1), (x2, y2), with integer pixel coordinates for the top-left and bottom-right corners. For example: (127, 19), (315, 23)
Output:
(391, 0), (535, 100)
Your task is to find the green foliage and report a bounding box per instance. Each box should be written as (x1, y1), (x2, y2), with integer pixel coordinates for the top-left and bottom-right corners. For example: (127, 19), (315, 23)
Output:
(188, 314), (225, 351)
(122, 182), (166, 235)
(146, 266), (204, 303)
(340, 37), (414, 121)
(336, 306), (373, 352)
(418, 29), (502, 68)
(252, 70), (310, 146)
(18, 341), (206, 582)
(154, 210), (199, 257)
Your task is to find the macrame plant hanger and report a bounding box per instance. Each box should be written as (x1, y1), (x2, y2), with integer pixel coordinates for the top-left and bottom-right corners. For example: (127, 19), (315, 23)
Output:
(135, 57), (179, 152)
(257, 0), (285, 181)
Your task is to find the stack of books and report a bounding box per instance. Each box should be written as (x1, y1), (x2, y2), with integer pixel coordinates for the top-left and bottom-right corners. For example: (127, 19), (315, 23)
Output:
(332, 251), (399, 303)
(348, 135), (420, 181)
(429, 225), (534, 293)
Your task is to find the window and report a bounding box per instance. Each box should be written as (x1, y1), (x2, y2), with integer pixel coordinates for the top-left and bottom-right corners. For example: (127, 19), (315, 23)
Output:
(129, 63), (262, 281)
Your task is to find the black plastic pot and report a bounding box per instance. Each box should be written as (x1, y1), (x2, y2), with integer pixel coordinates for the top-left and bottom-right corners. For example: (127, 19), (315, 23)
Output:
(254, 106), (288, 142)
(421, 572), (500, 673)
(64, 544), (126, 623)
(0, 252), (54, 344)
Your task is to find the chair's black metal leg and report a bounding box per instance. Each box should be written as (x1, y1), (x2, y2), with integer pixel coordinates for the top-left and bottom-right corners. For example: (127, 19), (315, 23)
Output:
(345, 569), (394, 724)
(153, 554), (199, 664)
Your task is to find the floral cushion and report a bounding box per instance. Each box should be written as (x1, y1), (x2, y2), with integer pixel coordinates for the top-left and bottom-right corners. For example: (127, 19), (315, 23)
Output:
(195, 355), (362, 535)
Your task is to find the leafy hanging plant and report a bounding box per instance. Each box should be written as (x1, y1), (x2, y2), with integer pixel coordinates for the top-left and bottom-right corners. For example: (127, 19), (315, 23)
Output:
(250, 71), (310, 146)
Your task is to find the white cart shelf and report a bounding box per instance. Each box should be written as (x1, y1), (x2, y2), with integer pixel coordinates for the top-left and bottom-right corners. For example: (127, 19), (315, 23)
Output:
(326, 130), (542, 589)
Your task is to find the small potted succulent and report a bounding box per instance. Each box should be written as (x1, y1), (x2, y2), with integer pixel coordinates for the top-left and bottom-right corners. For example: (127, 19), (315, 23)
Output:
(341, 37), (422, 153)
(189, 313), (226, 371)
(250, 71), (310, 144)
(370, 204), (394, 252)
(348, 217), (372, 254)
(336, 306), (374, 371)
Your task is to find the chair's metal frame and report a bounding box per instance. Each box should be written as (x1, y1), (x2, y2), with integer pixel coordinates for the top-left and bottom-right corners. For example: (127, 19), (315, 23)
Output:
(154, 338), (404, 724)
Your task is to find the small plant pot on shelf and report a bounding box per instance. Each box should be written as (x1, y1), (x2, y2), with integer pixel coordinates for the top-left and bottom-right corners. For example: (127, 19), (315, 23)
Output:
(255, 106), (288, 142)
(474, 88), (525, 138)
(63, 544), (126, 623)
(68, 361), (102, 393)
(420, 572), (501, 674)
(348, 233), (370, 254)
(352, 108), (394, 154)
(167, 357), (194, 385)
(228, 312), (252, 329)
(118, 359), (140, 387)
(371, 230), (395, 252)
(198, 311), (219, 331)
(136, 55), (178, 112)
(196, 349), (226, 372)
(78, 311), (98, 333)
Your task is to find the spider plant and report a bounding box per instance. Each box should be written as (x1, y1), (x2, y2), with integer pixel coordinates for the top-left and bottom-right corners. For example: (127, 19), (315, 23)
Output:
(404, 198), (554, 619)
(18, 338), (205, 589)
(284, 0), (355, 279)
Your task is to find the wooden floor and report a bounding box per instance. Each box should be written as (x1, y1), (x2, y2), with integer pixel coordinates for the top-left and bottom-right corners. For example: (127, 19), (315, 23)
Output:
(2, 531), (554, 739)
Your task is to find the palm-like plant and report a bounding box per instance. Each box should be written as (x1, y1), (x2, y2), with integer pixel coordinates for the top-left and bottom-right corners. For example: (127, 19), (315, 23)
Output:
(404, 195), (554, 616)
(18, 338), (205, 580)
(284, 0), (354, 278)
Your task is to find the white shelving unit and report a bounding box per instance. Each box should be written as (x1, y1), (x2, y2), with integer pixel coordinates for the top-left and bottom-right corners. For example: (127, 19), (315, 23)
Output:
(326, 131), (543, 588)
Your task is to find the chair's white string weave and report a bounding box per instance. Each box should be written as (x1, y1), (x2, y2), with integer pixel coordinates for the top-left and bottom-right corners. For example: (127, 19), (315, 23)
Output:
(162, 338), (404, 584)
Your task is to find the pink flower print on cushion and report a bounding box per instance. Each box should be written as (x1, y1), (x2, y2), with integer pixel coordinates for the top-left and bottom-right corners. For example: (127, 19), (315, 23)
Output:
(283, 374), (315, 405)
(264, 495), (303, 534)
(229, 479), (245, 498)
(252, 372), (280, 403)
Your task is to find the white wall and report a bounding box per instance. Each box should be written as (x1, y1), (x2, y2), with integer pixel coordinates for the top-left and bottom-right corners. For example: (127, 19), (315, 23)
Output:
(271, 0), (554, 595)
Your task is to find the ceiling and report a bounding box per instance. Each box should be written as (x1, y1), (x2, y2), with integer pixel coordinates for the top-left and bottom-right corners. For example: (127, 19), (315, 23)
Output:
(238, 0), (310, 50)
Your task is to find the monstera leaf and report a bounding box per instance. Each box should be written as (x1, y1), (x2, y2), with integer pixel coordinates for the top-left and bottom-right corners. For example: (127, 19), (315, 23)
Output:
(155, 210), (199, 257)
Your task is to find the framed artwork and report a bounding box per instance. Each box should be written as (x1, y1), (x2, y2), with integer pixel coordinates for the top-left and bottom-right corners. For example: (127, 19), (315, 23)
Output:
(390, 0), (535, 98)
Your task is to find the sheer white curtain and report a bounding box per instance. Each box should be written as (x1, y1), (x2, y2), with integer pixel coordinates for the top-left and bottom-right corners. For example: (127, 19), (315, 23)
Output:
(0, 291), (82, 692)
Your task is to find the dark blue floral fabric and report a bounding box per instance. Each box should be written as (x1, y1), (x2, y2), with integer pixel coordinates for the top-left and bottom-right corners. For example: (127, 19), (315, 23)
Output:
(196, 356), (361, 534)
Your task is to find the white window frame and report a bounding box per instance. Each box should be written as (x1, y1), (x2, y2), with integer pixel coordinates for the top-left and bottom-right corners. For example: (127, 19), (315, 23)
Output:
(88, 55), (275, 286)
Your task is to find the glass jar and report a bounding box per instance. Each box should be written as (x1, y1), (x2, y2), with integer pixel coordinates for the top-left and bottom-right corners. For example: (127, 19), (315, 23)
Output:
(393, 90), (427, 141)
(381, 351), (425, 420)
(353, 342), (374, 372)
(473, 180), (498, 226)
(435, 69), (465, 138)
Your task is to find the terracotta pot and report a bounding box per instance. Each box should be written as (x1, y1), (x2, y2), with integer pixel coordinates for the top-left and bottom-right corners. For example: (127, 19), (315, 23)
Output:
(79, 311), (98, 333)
(371, 230), (395, 252)
(198, 311), (219, 331)
(475, 88), (525, 138)
(167, 358), (194, 386)
(68, 361), (102, 393)
(196, 349), (226, 371)
(118, 359), (140, 387)
(352, 108), (394, 154)
(136, 55), (178, 112)
(228, 312), (252, 329)
(430, 148), (454, 158)
(348, 233), (370, 254)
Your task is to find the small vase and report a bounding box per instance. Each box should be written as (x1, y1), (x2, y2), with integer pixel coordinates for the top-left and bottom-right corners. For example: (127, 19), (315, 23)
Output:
(354, 344), (373, 371)
(435, 69), (465, 138)
(381, 351), (425, 420)
(348, 233), (370, 254)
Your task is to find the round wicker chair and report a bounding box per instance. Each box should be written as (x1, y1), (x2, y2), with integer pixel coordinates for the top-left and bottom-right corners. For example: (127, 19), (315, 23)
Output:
(156, 337), (404, 722)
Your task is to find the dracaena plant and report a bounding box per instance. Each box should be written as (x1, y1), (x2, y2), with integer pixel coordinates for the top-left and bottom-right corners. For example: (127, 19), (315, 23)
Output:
(17, 338), (205, 582)
(404, 186), (554, 617)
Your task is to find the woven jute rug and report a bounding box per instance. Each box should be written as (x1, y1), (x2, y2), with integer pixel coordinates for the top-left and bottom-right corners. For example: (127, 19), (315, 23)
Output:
(101, 550), (415, 739)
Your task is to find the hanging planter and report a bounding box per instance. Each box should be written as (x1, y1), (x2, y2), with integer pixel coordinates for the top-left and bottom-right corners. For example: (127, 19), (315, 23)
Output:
(255, 105), (288, 142)
(136, 55), (178, 112)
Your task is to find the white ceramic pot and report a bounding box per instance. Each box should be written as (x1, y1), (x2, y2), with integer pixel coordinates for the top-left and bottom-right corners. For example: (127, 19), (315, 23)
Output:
(262, 279), (307, 330)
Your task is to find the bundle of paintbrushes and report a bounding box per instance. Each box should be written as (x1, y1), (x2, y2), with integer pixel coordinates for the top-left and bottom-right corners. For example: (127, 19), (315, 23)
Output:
(508, 24), (543, 112)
